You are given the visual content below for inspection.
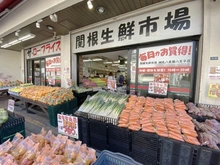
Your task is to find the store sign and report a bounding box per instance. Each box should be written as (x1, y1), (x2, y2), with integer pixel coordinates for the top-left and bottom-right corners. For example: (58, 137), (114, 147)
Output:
(58, 114), (79, 139)
(28, 40), (61, 58)
(46, 56), (61, 83)
(208, 84), (220, 98)
(148, 82), (168, 96)
(138, 42), (193, 74)
(72, 1), (202, 53)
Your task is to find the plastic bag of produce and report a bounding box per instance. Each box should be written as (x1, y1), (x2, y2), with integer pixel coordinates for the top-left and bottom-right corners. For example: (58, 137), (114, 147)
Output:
(62, 140), (82, 163)
(44, 130), (56, 145)
(0, 139), (13, 156)
(11, 137), (35, 160)
(0, 108), (8, 126)
(73, 145), (96, 165)
(20, 143), (39, 165)
(0, 153), (17, 165)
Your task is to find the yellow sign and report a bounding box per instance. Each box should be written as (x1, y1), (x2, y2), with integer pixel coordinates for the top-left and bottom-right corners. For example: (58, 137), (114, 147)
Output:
(208, 84), (220, 98)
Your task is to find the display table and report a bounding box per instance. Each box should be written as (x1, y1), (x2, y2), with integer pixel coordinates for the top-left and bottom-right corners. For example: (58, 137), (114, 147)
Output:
(0, 88), (10, 100)
(9, 94), (78, 127)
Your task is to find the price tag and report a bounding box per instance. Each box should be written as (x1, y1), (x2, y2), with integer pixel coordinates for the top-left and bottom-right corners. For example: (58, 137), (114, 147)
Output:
(8, 99), (15, 113)
(57, 114), (79, 139)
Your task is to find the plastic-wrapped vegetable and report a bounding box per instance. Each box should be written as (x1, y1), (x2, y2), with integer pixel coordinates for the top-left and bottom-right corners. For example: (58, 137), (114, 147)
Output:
(0, 108), (8, 126)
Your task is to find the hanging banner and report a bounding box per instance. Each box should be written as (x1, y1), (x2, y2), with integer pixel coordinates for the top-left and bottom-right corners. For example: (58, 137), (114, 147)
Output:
(27, 40), (61, 59)
(46, 56), (61, 84)
(209, 66), (220, 79)
(138, 42), (193, 74)
(58, 114), (79, 139)
(208, 84), (220, 98)
(72, 1), (202, 53)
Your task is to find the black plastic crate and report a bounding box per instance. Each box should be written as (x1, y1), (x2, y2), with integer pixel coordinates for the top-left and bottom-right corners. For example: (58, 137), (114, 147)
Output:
(131, 146), (158, 165)
(0, 116), (25, 144)
(132, 131), (160, 152)
(197, 147), (220, 165)
(77, 116), (90, 146)
(159, 137), (199, 165)
(107, 124), (131, 155)
(131, 131), (160, 165)
(89, 119), (107, 150)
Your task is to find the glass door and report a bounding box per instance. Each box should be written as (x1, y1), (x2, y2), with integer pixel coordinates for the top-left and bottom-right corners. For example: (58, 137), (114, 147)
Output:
(27, 60), (32, 83)
(40, 59), (46, 85)
(34, 60), (41, 85)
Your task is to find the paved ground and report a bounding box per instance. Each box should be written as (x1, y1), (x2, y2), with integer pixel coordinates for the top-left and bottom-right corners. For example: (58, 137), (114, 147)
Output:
(0, 97), (58, 137)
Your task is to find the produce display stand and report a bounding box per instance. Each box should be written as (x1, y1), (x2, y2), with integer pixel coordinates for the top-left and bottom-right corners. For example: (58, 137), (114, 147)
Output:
(73, 90), (98, 106)
(8, 94), (78, 127)
(0, 88), (10, 100)
(76, 115), (220, 165)
(0, 113), (25, 144)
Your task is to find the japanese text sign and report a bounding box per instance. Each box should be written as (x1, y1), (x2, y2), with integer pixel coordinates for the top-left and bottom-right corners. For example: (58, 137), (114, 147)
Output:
(29, 40), (61, 58)
(208, 84), (220, 98)
(58, 114), (79, 139)
(7, 99), (15, 113)
(148, 82), (168, 96)
(107, 80), (117, 90)
(72, 1), (202, 53)
(209, 66), (220, 79)
(138, 42), (193, 74)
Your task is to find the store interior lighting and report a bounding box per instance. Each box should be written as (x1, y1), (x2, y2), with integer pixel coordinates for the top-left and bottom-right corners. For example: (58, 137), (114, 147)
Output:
(36, 19), (43, 28)
(0, 33), (36, 48)
(87, 0), (93, 9)
(113, 60), (120, 63)
(50, 13), (58, 22)
(92, 58), (103, 61)
(83, 59), (92, 62)
(15, 30), (20, 37)
(104, 61), (112, 64)
(112, 64), (119, 66)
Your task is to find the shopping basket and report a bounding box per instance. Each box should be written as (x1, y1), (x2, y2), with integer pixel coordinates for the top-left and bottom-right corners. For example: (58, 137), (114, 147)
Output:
(93, 150), (143, 165)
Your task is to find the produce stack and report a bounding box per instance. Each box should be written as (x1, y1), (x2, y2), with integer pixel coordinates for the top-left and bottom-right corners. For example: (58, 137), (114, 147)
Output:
(76, 91), (129, 124)
(0, 128), (96, 165)
(20, 86), (74, 106)
(0, 108), (8, 126)
(118, 95), (200, 145)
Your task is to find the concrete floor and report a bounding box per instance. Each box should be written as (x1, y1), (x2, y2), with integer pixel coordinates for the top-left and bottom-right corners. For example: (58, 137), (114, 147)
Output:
(0, 97), (58, 137)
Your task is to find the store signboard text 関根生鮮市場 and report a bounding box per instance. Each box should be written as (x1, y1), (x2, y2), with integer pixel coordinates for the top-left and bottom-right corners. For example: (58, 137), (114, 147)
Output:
(71, 1), (202, 53)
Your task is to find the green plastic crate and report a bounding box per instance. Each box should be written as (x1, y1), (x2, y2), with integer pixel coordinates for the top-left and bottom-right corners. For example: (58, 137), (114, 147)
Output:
(48, 98), (78, 127)
(0, 116), (26, 144)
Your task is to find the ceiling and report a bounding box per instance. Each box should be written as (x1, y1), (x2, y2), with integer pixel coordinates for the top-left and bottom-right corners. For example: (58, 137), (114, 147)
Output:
(0, 0), (167, 52)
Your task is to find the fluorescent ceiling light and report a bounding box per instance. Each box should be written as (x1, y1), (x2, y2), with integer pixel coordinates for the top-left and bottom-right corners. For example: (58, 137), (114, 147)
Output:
(1, 44), (11, 48)
(104, 61), (112, 64)
(112, 64), (119, 66)
(125, 61), (127, 64)
(92, 58), (102, 61)
(8, 40), (21, 45)
(19, 34), (36, 41)
(113, 60), (120, 63)
(0, 33), (36, 49)
(83, 59), (92, 62)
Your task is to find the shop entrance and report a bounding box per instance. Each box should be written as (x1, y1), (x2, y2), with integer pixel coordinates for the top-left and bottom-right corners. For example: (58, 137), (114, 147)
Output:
(27, 59), (45, 86)
(27, 55), (61, 87)
(78, 49), (135, 94)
